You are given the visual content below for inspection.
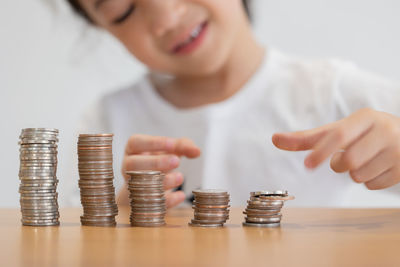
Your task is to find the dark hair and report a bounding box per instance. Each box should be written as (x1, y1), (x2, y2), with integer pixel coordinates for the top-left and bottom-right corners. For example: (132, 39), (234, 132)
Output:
(67, 0), (93, 23)
(242, 0), (251, 19)
(67, 0), (251, 23)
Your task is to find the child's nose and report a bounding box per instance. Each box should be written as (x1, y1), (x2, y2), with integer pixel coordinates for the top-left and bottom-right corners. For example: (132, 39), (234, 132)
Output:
(146, 0), (187, 37)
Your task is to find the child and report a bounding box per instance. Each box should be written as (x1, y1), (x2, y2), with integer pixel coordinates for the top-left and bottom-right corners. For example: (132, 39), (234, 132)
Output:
(68, 0), (400, 207)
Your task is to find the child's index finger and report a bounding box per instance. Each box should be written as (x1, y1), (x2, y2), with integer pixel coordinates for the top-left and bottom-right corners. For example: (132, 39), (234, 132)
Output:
(125, 135), (201, 158)
(272, 126), (329, 151)
(172, 138), (201, 158)
(125, 134), (176, 155)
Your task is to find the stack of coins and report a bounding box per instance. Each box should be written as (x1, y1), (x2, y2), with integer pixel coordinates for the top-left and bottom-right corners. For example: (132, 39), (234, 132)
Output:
(189, 189), (230, 227)
(77, 134), (118, 227)
(126, 171), (166, 227)
(18, 128), (60, 226)
(243, 190), (294, 228)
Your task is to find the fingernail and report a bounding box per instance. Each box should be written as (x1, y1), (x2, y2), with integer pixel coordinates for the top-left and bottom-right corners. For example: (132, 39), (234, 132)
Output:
(169, 156), (180, 166)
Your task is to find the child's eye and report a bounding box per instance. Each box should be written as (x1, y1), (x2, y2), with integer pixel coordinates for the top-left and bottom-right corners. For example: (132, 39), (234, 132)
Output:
(112, 4), (135, 25)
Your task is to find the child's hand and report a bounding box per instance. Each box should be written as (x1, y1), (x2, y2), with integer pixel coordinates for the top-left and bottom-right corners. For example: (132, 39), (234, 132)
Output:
(122, 134), (201, 208)
(272, 108), (400, 190)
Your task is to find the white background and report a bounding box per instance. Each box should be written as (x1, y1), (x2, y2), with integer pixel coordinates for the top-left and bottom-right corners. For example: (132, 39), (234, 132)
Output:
(0, 0), (399, 207)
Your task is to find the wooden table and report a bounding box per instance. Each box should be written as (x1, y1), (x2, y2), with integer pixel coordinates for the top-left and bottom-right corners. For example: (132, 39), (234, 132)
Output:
(1, 207), (400, 266)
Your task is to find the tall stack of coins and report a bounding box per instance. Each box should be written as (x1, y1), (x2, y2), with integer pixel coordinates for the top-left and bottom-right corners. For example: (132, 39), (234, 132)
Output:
(126, 171), (166, 227)
(77, 134), (118, 227)
(243, 190), (294, 228)
(18, 128), (60, 226)
(189, 189), (230, 227)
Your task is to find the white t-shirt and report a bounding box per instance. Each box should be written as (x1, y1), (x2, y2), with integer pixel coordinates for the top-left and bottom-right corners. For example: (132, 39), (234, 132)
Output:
(73, 48), (400, 207)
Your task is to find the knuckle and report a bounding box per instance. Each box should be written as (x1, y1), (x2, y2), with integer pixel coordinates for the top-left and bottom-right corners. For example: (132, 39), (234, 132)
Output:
(342, 151), (358, 170)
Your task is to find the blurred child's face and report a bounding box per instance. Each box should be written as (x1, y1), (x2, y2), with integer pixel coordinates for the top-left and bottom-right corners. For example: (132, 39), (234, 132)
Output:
(79, 0), (248, 76)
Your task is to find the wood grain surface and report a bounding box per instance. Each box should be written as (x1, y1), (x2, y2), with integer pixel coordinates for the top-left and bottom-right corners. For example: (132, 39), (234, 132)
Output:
(1, 207), (399, 267)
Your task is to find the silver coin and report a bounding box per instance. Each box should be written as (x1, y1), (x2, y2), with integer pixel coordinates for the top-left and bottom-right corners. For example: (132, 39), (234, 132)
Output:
(194, 212), (229, 218)
(245, 216), (281, 223)
(256, 195), (295, 201)
(80, 217), (116, 223)
(19, 183), (58, 188)
(250, 190), (288, 197)
(242, 222), (281, 228)
(191, 218), (228, 224)
(130, 217), (165, 223)
(243, 209), (281, 215)
(127, 171), (166, 227)
(79, 133), (113, 138)
(21, 207), (58, 213)
(19, 143), (58, 148)
(130, 222), (165, 227)
(21, 128), (58, 133)
(126, 170), (162, 176)
(129, 192), (164, 198)
(77, 133), (118, 227)
(188, 222), (224, 228)
(21, 218), (59, 223)
(21, 215), (59, 220)
(22, 222), (59, 227)
(193, 189), (228, 195)
(20, 132), (58, 137)
(83, 211), (118, 217)
(189, 188), (230, 226)
(247, 199), (284, 206)
(18, 126), (60, 229)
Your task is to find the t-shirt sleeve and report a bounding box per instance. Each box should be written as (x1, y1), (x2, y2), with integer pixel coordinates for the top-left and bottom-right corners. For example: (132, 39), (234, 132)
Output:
(333, 61), (400, 117)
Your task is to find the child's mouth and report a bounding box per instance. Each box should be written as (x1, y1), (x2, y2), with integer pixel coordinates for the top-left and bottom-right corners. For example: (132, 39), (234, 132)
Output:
(171, 21), (208, 55)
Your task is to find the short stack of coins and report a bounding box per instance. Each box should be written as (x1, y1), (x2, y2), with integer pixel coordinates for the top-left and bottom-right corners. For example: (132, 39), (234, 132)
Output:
(126, 171), (166, 227)
(77, 134), (118, 227)
(243, 190), (294, 228)
(18, 128), (60, 226)
(189, 189), (230, 227)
